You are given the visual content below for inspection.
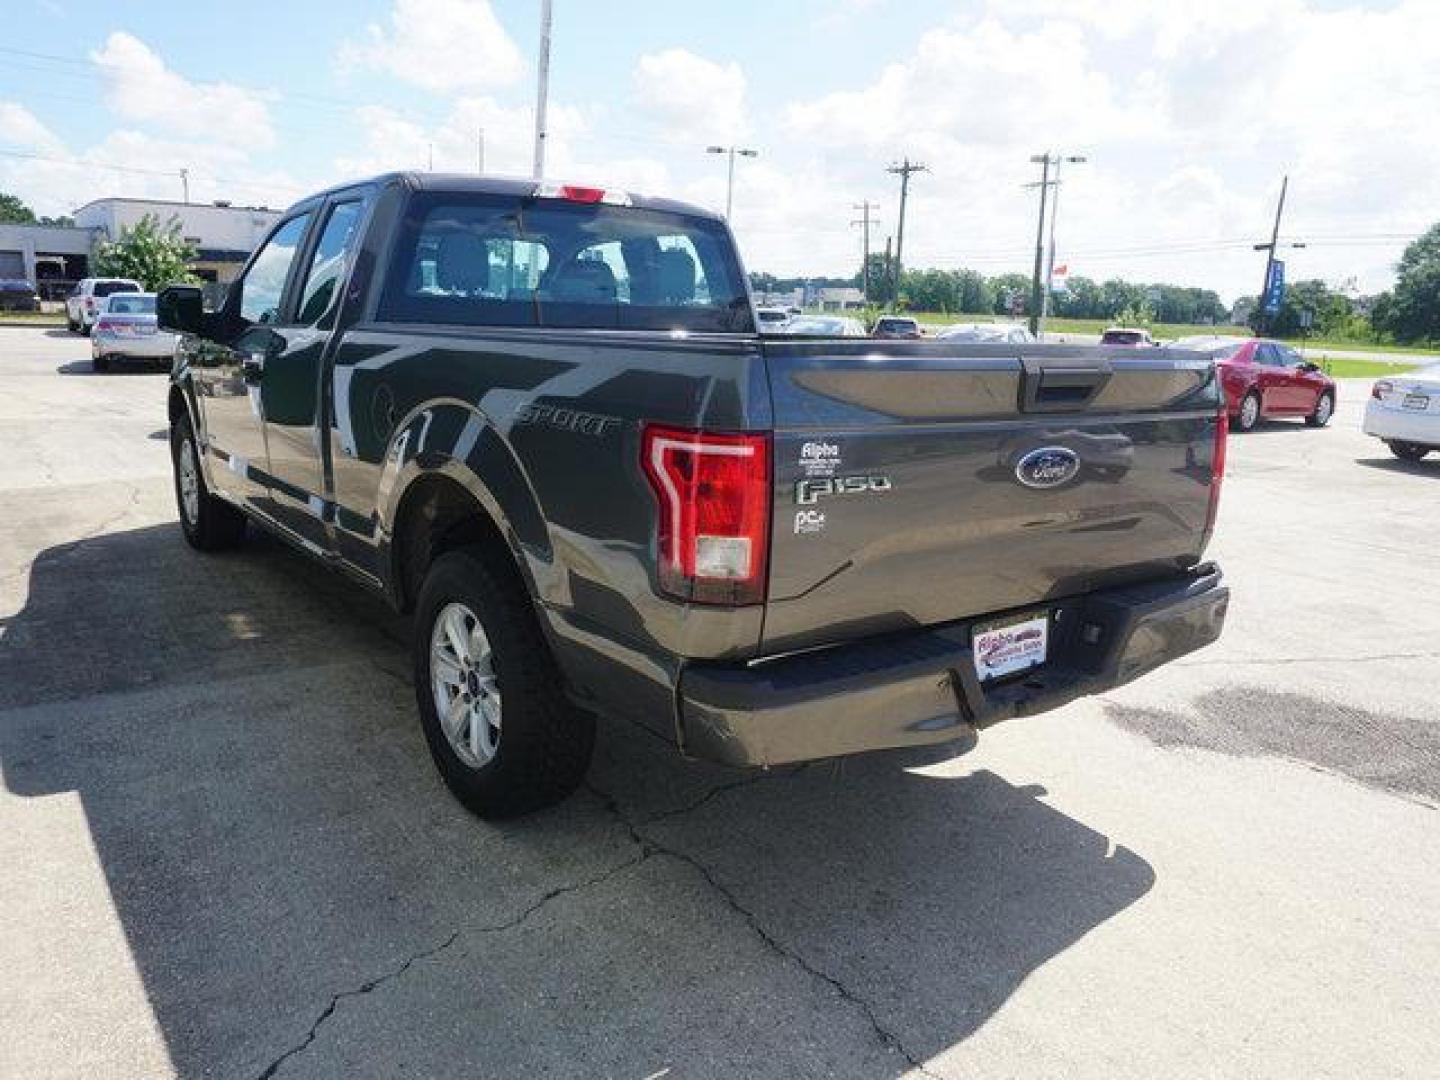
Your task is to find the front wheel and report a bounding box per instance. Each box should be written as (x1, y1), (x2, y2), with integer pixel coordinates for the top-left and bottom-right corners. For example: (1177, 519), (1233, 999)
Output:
(1389, 441), (1432, 463)
(414, 547), (595, 819)
(170, 412), (247, 550)
(1305, 391), (1334, 427)
(1235, 391), (1262, 432)
(92, 354), (110, 373)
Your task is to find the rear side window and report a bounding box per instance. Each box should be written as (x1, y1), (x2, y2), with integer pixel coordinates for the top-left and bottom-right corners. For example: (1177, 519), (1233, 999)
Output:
(297, 199), (364, 324)
(107, 295), (154, 314)
(378, 192), (752, 332)
(94, 281), (139, 297)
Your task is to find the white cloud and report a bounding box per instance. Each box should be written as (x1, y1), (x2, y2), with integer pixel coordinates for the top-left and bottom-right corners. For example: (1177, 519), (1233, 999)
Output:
(765, 0), (1440, 297)
(337, 0), (524, 93)
(632, 48), (748, 143)
(90, 32), (275, 147)
(0, 101), (64, 153)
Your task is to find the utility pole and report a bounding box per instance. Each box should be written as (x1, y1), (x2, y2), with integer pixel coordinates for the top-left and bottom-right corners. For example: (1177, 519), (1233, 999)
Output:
(886, 158), (927, 309)
(179, 168), (189, 204)
(532, 0), (553, 179)
(882, 235), (893, 306)
(851, 200), (879, 302)
(478, 127), (485, 175)
(706, 145), (759, 220)
(1042, 155), (1087, 324)
(1026, 153), (1054, 336)
(1252, 175), (1305, 332)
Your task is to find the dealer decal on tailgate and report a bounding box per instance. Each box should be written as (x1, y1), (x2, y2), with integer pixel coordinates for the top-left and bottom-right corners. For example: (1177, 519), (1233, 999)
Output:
(972, 612), (1049, 681)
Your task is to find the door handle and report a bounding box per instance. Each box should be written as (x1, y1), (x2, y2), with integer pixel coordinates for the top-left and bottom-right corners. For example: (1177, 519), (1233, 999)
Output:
(242, 352), (266, 382)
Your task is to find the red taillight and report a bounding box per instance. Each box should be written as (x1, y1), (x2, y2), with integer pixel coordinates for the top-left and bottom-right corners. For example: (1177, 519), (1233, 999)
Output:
(85, 298), (96, 310)
(533, 182), (631, 206)
(641, 424), (771, 605)
(1373, 380), (1392, 400)
(94, 319), (115, 333)
(1205, 408), (1228, 541)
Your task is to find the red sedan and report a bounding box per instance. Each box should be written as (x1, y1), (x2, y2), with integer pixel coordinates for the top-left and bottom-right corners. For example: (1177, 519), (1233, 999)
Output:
(1176, 336), (1337, 432)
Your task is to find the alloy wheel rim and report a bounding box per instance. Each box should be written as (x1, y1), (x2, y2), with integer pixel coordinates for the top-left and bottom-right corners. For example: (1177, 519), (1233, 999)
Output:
(1242, 396), (1259, 428)
(1317, 395), (1332, 424)
(429, 601), (502, 768)
(178, 439), (201, 525)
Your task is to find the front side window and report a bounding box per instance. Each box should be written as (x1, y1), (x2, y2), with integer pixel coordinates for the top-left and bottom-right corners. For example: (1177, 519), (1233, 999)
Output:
(296, 200), (364, 324)
(238, 213), (312, 325)
(378, 192), (751, 332)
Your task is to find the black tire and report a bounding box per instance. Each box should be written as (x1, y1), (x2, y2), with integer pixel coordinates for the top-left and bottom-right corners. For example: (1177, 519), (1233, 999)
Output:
(92, 354), (109, 373)
(1389, 441), (1431, 463)
(1234, 391), (1262, 433)
(66, 312), (78, 332)
(80, 322), (92, 337)
(1305, 391), (1334, 428)
(170, 412), (247, 550)
(413, 547), (595, 819)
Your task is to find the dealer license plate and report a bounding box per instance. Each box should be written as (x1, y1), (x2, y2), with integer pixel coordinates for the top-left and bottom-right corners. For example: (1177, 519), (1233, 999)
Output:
(1403, 393), (1429, 410)
(972, 611), (1049, 682)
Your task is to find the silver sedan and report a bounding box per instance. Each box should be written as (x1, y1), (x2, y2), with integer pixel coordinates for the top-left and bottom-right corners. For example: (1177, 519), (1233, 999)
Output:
(91, 292), (179, 372)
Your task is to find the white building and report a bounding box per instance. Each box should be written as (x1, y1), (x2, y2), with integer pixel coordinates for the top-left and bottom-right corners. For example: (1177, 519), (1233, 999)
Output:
(72, 197), (282, 285)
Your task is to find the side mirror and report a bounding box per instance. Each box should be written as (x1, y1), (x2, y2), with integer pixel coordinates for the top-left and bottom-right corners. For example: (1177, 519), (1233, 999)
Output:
(1298, 361), (1320, 373)
(157, 284), (208, 335)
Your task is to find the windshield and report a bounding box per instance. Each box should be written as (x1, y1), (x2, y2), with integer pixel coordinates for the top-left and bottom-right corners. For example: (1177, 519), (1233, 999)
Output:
(756, 310), (788, 323)
(786, 317), (846, 335)
(1101, 330), (1146, 345)
(94, 281), (140, 297)
(379, 192), (751, 332)
(106, 294), (155, 315)
(876, 318), (916, 332)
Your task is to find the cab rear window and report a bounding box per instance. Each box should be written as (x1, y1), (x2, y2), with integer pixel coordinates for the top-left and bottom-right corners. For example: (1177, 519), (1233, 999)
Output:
(378, 192), (752, 332)
(94, 281), (140, 297)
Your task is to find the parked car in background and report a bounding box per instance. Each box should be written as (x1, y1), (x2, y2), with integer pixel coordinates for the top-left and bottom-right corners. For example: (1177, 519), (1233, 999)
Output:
(779, 315), (868, 337)
(0, 278), (41, 312)
(1174, 336), (1336, 432)
(90, 292), (177, 372)
(937, 322), (1035, 344)
(66, 277), (142, 335)
(1100, 327), (1158, 347)
(1364, 364), (1440, 462)
(755, 306), (791, 331)
(871, 315), (922, 339)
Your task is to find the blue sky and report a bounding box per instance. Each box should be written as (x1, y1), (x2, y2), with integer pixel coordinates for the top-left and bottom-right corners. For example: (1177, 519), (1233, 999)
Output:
(3, 0), (1437, 300)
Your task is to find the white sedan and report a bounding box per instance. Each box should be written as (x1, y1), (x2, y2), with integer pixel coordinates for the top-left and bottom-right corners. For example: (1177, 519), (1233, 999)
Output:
(1364, 363), (1440, 462)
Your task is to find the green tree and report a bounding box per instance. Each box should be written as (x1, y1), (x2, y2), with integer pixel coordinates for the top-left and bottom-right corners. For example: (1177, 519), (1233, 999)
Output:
(0, 192), (38, 224)
(954, 269), (993, 314)
(1378, 223), (1440, 343)
(990, 272), (1031, 316)
(93, 213), (199, 290)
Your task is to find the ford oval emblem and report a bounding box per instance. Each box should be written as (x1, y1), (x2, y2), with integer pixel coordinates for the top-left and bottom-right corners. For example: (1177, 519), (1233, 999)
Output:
(1015, 446), (1081, 489)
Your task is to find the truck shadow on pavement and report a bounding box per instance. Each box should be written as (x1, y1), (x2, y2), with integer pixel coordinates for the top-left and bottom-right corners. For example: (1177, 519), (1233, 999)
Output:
(1, 523), (1156, 1078)
(1354, 455), (1440, 477)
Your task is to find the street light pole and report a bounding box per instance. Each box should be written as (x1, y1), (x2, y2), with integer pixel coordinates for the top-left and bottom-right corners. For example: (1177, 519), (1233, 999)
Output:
(532, 0), (553, 180)
(706, 145), (759, 220)
(1042, 154), (1086, 326)
(179, 168), (189, 204)
(1026, 153), (1054, 337)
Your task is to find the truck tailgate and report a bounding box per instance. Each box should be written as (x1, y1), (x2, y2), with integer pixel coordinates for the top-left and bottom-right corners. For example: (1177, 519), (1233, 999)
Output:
(760, 341), (1222, 655)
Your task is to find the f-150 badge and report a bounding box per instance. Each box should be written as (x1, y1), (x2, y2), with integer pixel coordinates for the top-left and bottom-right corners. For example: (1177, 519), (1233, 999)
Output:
(795, 474), (893, 505)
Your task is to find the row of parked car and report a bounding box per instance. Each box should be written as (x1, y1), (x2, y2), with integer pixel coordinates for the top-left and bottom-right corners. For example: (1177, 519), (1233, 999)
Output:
(58, 276), (177, 372)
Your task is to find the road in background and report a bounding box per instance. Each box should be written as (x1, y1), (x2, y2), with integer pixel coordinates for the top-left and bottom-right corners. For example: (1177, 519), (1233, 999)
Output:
(1, 326), (1436, 1079)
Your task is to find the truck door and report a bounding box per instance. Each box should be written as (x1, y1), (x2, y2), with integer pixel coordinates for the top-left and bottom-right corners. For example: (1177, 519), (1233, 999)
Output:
(191, 211), (313, 504)
(258, 196), (368, 548)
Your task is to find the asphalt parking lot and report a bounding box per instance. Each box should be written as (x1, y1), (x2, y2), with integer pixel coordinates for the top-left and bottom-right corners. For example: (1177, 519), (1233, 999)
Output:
(1, 325), (1436, 1079)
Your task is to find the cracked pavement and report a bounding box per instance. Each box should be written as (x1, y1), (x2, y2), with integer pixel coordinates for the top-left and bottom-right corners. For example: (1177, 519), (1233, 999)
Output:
(1, 326), (1437, 1078)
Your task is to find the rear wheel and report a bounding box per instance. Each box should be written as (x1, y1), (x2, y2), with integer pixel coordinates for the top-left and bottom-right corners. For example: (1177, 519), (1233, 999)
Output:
(1235, 391), (1262, 432)
(170, 412), (247, 550)
(1306, 391), (1334, 427)
(65, 311), (78, 332)
(1389, 441), (1432, 463)
(413, 547), (595, 819)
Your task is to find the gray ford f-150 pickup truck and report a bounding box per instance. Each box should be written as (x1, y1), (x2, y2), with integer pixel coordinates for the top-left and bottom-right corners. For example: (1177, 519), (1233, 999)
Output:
(159, 173), (1229, 818)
